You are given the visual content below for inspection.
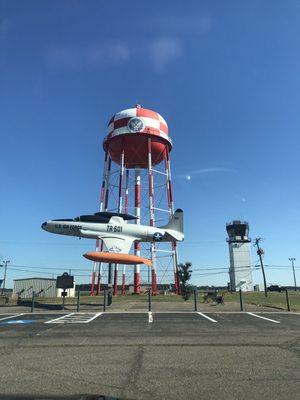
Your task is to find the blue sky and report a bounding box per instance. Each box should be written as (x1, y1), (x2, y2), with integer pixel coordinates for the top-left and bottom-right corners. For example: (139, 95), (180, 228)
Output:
(0, 0), (299, 288)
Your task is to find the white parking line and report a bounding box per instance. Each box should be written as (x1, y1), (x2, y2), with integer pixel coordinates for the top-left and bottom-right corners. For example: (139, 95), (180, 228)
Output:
(45, 313), (75, 324)
(247, 312), (280, 324)
(197, 312), (217, 323)
(45, 312), (103, 324)
(148, 312), (153, 323)
(0, 314), (24, 322)
(81, 313), (103, 323)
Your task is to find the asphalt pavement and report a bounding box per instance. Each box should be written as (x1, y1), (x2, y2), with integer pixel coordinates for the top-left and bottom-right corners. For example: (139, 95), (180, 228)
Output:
(0, 311), (299, 400)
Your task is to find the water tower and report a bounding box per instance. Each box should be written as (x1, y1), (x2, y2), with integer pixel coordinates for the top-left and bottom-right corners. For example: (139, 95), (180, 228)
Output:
(226, 220), (253, 291)
(90, 105), (180, 295)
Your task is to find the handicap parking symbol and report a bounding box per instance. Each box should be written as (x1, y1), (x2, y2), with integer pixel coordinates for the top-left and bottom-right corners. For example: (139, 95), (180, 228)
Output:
(0, 319), (37, 325)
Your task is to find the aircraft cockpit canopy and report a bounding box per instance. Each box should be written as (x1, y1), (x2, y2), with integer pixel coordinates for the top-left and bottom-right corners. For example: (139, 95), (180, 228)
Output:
(74, 214), (109, 223)
(74, 211), (137, 223)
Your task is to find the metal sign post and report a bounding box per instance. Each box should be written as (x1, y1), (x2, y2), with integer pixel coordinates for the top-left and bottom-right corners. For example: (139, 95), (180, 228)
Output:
(62, 290), (67, 310)
(76, 290), (80, 312)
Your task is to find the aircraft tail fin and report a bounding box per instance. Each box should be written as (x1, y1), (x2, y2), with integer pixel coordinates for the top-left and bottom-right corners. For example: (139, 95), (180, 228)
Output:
(160, 209), (184, 241)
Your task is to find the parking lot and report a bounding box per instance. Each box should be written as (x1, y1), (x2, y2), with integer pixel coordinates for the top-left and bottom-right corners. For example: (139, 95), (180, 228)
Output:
(0, 311), (299, 399)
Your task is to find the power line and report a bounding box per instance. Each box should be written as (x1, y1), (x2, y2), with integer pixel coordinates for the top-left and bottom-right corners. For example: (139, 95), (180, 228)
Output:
(9, 264), (90, 272)
(7, 266), (91, 278)
(8, 262), (300, 274)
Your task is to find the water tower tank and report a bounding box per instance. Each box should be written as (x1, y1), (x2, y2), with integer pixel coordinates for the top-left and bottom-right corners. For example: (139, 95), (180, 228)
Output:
(103, 105), (172, 168)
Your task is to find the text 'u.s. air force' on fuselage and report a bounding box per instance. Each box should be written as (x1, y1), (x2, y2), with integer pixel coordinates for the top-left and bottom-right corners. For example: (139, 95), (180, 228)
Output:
(41, 209), (184, 266)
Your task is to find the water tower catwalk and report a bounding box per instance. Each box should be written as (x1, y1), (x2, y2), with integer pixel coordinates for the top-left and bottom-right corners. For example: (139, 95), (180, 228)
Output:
(90, 105), (180, 295)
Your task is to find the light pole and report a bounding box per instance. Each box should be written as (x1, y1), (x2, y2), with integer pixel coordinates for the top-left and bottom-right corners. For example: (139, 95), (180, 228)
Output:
(288, 258), (297, 292)
(1, 260), (10, 295)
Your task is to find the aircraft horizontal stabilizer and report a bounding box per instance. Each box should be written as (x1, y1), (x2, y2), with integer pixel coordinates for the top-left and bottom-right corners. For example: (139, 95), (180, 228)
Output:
(163, 230), (184, 241)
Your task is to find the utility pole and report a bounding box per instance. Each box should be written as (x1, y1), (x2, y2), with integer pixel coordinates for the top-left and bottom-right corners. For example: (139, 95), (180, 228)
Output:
(1, 260), (10, 295)
(254, 238), (267, 297)
(288, 258), (297, 292)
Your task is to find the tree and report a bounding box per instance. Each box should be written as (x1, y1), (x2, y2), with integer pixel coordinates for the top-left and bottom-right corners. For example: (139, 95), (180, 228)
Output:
(177, 262), (193, 301)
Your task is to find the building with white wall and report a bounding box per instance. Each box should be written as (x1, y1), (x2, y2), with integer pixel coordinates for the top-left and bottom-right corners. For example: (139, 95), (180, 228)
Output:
(13, 277), (75, 298)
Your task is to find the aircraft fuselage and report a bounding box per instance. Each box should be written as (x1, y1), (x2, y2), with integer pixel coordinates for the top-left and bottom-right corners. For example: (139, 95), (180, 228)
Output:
(42, 219), (170, 243)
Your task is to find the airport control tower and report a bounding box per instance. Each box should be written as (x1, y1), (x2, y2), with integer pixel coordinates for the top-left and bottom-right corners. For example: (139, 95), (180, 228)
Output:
(226, 221), (253, 291)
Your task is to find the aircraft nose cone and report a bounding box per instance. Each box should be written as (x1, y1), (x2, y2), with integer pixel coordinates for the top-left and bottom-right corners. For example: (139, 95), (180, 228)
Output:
(41, 222), (47, 230)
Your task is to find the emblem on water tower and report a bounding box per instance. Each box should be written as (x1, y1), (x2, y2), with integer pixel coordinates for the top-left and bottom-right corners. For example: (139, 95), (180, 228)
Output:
(127, 117), (144, 133)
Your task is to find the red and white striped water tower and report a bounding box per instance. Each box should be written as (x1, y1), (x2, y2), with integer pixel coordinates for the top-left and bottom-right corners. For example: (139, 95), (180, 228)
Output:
(90, 104), (180, 295)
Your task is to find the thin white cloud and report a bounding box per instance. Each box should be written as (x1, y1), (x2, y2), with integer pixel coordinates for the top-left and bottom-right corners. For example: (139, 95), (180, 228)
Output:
(44, 15), (210, 73)
(179, 167), (235, 180)
(148, 37), (182, 73)
(146, 15), (211, 73)
(45, 43), (130, 70)
(191, 167), (235, 174)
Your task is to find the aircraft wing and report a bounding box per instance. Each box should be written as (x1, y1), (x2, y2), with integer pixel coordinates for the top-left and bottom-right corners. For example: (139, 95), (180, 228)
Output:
(98, 235), (135, 254)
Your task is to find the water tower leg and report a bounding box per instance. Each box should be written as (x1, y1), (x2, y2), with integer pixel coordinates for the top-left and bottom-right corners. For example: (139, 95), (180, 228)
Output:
(122, 265), (126, 295)
(96, 260), (102, 295)
(165, 148), (180, 294)
(112, 151), (124, 297)
(102, 156), (112, 297)
(90, 265), (97, 297)
(151, 262), (157, 296)
(134, 169), (141, 294)
(134, 261), (141, 294)
(113, 264), (118, 296)
(147, 137), (158, 295)
(122, 170), (129, 295)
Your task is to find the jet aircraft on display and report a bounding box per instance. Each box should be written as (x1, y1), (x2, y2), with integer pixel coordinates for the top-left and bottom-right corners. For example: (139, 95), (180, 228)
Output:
(41, 209), (184, 266)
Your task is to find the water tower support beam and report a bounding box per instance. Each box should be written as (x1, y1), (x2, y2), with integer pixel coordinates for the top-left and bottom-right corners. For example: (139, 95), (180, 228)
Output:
(122, 169), (130, 295)
(113, 150), (125, 296)
(96, 156), (112, 295)
(91, 151), (109, 296)
(148, 137), (158, 295)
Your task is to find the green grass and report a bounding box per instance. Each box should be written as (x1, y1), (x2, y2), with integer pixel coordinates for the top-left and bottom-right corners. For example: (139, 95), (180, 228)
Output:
(223, 291), (300, 311)
(112, 294), (190, 303)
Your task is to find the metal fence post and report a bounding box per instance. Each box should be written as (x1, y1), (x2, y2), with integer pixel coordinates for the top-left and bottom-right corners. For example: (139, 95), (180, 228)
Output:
(239, 289), (244, 311)
(107, 289), (112, 307)
(148, 288), (152, 312)
(62, 291), (66, 310)
(31, 291), (35, 313)
(103, 289), (106, 312)
(76, 290), (80, 312)
(285, 289), (291, 312)
(194, 290), (198, 311)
